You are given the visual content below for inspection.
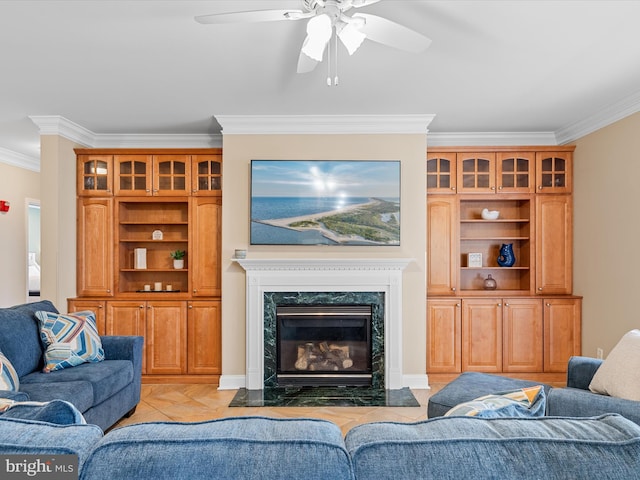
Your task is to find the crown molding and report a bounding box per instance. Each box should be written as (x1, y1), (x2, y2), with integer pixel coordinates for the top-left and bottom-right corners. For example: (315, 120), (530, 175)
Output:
(91, 133), (222, 149)
(427, 131), (558, 147)
(555, 89), (640, 144)
(0, 147), (40, 172)
(29, 115), (95, 147)
(216, 114), (436, 134)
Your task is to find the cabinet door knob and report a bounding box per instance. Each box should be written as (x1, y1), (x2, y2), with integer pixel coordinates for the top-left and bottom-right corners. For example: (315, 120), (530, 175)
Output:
(139, 305), (144, 309)
(546, 303), (551, 307)
(504, 303), (510, 307)
(455, 303), (460, 307)
(497, 303), (502, 307)
(498, 186), (503, 190)
(538, 287), (543, 291)
(491, 186), (495, 190)
(188, 305), (193, 309)
(538, 185), (543, 190)
(451, 287), (456, 292)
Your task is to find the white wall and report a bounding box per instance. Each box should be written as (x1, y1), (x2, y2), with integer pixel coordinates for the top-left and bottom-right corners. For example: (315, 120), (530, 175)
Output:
(220, 134), (428, 386)
(0, 162), (40, 306)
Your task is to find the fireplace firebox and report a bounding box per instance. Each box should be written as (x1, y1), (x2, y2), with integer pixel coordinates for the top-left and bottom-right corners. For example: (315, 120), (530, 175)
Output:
(276, 305), (373, 387)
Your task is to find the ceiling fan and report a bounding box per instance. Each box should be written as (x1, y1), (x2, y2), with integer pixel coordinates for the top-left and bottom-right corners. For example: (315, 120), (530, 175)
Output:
(195, 0), (431, 84)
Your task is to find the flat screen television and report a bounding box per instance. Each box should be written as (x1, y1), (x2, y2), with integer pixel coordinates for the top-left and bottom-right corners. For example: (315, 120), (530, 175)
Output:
(250, 160), (400, 246)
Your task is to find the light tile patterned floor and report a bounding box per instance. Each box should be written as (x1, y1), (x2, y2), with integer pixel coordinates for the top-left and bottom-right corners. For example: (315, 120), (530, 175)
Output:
(112, 384), (445, 434)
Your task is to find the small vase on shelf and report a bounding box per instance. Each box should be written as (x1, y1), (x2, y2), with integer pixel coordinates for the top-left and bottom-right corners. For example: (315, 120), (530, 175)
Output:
(497, 243), (515, 267)
(170, 250), (186, 269)
(483, 274), (497, 290)
(173, 259), (184, 269)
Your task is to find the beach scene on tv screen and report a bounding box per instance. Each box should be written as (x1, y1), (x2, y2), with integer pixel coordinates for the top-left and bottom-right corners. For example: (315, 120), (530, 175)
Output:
(250, 160), (400, 246)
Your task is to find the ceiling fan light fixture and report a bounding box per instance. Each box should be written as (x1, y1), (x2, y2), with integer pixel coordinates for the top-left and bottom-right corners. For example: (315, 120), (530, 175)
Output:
(302, 14), (333, 61)
(337, 21), (366, 55)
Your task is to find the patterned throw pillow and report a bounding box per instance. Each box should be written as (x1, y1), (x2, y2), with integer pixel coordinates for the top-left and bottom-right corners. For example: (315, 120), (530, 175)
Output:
(444, 385), (545, 418)
(35, 310), (104, 372)
(0, 351), (19, 391)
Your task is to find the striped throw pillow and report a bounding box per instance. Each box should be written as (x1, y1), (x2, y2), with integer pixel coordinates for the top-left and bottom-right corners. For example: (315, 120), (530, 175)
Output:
(0, 351), (19, 391)
(35, 310), (104, 372)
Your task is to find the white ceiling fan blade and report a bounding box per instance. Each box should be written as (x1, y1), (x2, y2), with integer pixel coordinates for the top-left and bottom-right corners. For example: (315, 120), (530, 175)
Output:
(297, 40), (319, 73)
(352, 13), (432, 53)
(195, 9), (304, 25)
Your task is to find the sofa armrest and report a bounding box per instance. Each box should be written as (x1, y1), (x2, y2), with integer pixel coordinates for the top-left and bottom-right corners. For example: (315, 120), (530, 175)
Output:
(567, 356), (603, 390)
(100, 336), (143, 377)
(0, 390), (29, 402)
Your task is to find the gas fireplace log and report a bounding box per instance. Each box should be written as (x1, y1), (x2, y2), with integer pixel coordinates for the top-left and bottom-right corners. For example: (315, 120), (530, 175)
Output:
(294, 342), (353, 371)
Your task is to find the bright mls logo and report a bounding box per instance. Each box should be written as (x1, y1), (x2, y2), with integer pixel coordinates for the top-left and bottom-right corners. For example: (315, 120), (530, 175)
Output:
(1, 455), (77, 479)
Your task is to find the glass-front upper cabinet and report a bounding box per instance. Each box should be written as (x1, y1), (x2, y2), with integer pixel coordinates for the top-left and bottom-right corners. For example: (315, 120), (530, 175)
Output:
(77, 155), (113, 196)
(536, 152), (572, 193)
(114, 155), (191, 196)
(427, 152), (457, 194)
(153, 155), (191, 196)
(457, 153), (496, 193)
(192, 154), (222, 196)
(496, 152), (535, 194)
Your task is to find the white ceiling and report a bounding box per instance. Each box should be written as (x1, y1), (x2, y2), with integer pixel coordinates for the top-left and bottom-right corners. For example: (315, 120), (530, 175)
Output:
(2, 0), (640, 167)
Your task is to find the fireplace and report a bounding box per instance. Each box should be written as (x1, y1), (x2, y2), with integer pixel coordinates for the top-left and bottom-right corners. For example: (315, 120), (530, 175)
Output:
(276, 304), (373, 387)
(235, 258), (411, 390)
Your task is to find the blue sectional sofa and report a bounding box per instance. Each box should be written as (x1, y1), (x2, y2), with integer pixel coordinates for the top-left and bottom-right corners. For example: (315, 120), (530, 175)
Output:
(547, 355), (640, 425)
(0, 301), (143, 431)
(1, 413), (639, 479)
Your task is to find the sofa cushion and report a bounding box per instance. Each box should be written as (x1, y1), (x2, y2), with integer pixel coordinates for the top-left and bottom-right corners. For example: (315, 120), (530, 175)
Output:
(80, 416), (353, 480)
(20, 360), (134, 410)
(427, 371), (552, 418)
(35, 310), (104, 372)
(0, 399), (85, 425)
(547, 387), (640, 426)
(0, 416), (103, 471)
(0, 300), (57, 377)
(444, 385), (545, 418)
(589, 329), (640, 401)
(0, 351), (19, 391)
(345, 414), (640, 480)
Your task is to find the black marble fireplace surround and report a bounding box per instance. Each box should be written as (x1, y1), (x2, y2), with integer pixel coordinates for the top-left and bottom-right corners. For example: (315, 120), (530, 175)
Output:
(229, 291), (419, 407)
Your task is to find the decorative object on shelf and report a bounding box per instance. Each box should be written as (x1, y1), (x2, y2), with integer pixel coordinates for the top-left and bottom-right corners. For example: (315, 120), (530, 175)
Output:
(152, 229), (163, 240)
(467, 252), (482, 268)
(134, 248), (147, 269)
(143, 284), (151, 291)
(497, 243), (516, 267)
(483, 274), (497, 290)
(481, 208), (500, 220)
(170, 250), (186, 269)
(234, 249), (247, 259)
(154, 282), (163, 292)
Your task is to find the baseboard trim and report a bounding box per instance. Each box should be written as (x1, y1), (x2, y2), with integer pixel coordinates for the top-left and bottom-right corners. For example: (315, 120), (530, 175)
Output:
(218, 375), (246, 390)
(403, 374), (430, 389)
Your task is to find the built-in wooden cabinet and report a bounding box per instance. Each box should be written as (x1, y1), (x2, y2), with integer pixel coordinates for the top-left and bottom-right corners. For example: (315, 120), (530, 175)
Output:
(427, 146), (580, 382)
(70, 148), (222, 384)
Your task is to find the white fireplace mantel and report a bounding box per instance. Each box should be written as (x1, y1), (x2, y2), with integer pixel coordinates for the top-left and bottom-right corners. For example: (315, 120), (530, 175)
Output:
(236, 258), (412, 390)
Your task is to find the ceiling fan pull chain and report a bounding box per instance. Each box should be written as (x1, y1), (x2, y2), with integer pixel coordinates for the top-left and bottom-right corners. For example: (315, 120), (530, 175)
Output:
(334, 31), (339, 86)
(326, 30), (332, 86)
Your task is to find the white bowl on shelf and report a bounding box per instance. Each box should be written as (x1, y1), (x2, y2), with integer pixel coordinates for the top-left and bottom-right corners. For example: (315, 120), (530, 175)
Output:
(481, 208), (500, 220)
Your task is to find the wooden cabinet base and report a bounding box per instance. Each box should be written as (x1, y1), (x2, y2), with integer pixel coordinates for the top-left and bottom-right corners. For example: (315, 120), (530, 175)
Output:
(142, 375), (220, 385)
(427, 372), (567, 385)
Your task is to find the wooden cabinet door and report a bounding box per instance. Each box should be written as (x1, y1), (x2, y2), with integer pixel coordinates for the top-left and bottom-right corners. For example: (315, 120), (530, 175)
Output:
(114, 155), (152, 196)
(192, 154), (222, 196)
(536, 195), (572, 294)
(190, 197), (222, 297)
(77, 155), (113, 196)
(427, 196), (458, 296)
(106, 301), (147, 373)
(77, 198), (113, 296)
(457, 153), (496, 193)
(153, 155), (191, 196)
(427, 152), (457, 194)
(188, 301), (221, 374)
(536, 152), (572, 193)
(146, 301), (187, 374)
(427, 299), (461, 373)
(496, 152), (535, 194)
(68, 299), (106, 336)
(462, 299), (502, 372)
(544, 298), (581, 372)
(502, 298), (543, 372)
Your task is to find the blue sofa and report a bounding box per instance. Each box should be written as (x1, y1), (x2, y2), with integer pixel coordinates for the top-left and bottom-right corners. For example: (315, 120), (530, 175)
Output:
(0, 300), (143, 431)
(547, 355), (640, 426)
(1, 413), (639, 479)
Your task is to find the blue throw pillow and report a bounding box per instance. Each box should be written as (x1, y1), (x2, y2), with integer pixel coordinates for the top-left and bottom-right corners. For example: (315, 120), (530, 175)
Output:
(0, 399), (85, 425)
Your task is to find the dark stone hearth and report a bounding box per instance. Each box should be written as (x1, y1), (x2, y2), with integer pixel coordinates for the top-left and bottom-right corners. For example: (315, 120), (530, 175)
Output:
(229, 387), (419, 407)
